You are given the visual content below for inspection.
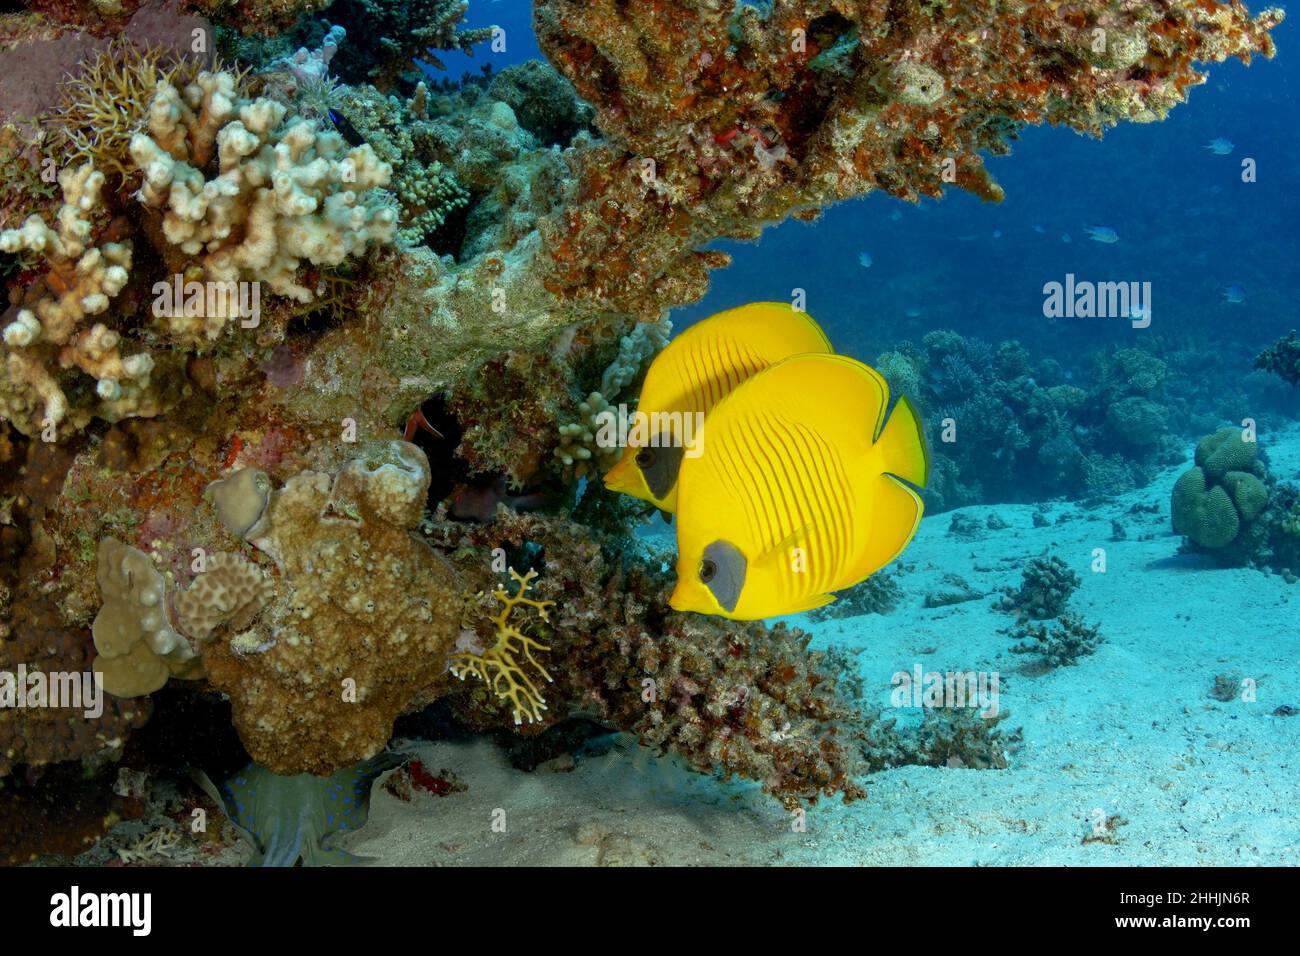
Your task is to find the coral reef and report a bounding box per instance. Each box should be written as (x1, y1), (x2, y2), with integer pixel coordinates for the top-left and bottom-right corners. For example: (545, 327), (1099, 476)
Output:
(1255, 331), (1300, 388)
(879, 333), (1181, 510)
(535, 0), (1282, 318)
(0, 0), (1286, 854)
(428, 510), (869, 809)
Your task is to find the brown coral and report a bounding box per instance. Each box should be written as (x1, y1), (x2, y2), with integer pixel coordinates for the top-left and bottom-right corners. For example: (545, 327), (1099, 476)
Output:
(200, 441), (462, 775)
(430, 510), (867, 809)
(534, 0), (1284, 318)
(174, 551), (274, 640)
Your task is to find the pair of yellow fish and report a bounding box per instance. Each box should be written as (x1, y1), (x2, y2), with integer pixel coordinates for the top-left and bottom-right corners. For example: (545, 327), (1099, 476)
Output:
(603, 302), (929, 621)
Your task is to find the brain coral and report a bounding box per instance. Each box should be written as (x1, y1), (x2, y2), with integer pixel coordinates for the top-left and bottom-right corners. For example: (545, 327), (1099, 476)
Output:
(200, 441), (461, 775)
(1172, 428), (1268, 559)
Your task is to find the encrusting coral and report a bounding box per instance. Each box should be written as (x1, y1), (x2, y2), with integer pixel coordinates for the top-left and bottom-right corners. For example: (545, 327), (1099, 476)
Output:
(200, 441), (463, 775)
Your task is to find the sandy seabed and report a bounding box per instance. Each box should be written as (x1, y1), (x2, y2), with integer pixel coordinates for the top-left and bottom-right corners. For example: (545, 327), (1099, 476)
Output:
(340, 423), (1300, 866)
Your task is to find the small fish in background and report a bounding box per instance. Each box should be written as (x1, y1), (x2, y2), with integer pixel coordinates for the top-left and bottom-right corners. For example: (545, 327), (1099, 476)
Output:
(991, 228), (1003, 239)
(1204, 137), (1235, 155)
(904, 306), (921, 318)
(1222, 283), (1246, 304)
(1061, 232), (1072, 243)
(889, 209), (903, 222)
(1084, 225), (1120, 244)
(1033, 224), (1046, 234)
(858, 251), (873, 268)
(328, 108), (366, 147)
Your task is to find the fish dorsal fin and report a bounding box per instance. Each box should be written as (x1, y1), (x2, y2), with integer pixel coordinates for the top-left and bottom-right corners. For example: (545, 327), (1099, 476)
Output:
(644, 301), (833, 425)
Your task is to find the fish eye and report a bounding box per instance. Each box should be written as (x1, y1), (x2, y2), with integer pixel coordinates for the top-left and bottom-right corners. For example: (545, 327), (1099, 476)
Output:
(635, 448), (655, 468)
(699, 559), (717, 583)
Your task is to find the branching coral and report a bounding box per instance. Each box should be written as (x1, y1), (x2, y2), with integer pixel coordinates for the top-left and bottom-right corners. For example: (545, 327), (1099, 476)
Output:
(997, 555), (1081, 621)
(450, 568), (555, 726)
(0, 163), (147, 436)
(129, 68), (397, 307)
(1255, 331), (1300, 388)
(1010, 612), (1105, 670)
(429, 510), (869, 809)
(320, 0), (495, 91)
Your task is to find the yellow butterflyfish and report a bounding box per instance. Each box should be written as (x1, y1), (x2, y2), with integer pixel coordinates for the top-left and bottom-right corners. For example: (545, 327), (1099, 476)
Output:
(669, 353), (929, 621)
(602, 301), (832, 514)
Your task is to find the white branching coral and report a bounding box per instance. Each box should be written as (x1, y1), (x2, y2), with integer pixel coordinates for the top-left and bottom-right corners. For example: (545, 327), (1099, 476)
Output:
(129, 69), (398, 306)
(0, 162), (151, 435)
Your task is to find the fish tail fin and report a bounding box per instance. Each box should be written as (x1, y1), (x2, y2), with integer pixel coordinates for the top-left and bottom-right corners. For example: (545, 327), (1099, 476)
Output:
(876, 395), (930, 489)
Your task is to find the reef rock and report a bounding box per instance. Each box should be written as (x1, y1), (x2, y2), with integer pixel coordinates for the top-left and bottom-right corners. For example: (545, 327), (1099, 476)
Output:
(199, 441), (461, 775)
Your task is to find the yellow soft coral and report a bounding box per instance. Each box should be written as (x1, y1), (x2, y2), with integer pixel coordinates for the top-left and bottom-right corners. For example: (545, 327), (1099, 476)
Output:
(451, 568), (554, 725)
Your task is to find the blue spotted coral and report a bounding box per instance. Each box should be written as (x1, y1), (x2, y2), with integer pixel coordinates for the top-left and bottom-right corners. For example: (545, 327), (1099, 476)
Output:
(195, 753), (404, 866)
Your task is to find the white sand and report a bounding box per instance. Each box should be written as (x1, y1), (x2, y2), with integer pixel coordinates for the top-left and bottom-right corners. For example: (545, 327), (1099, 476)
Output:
(345, 424), (1300, 866)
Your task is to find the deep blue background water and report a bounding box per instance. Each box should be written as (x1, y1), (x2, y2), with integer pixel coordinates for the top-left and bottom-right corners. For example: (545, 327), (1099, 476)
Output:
(434, 3), (1298, 374)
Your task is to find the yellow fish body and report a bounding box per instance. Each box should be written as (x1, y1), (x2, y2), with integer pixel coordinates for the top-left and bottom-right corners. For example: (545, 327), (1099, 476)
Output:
(602, 301), (832, 513)
(669, 354), (929, 621)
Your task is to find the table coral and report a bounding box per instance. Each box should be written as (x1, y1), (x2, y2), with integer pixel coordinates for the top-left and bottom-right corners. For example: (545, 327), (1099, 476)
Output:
(200, 441), (462, 775)
(321, 0), (495, 91)
(534, 0), (1283, 317)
